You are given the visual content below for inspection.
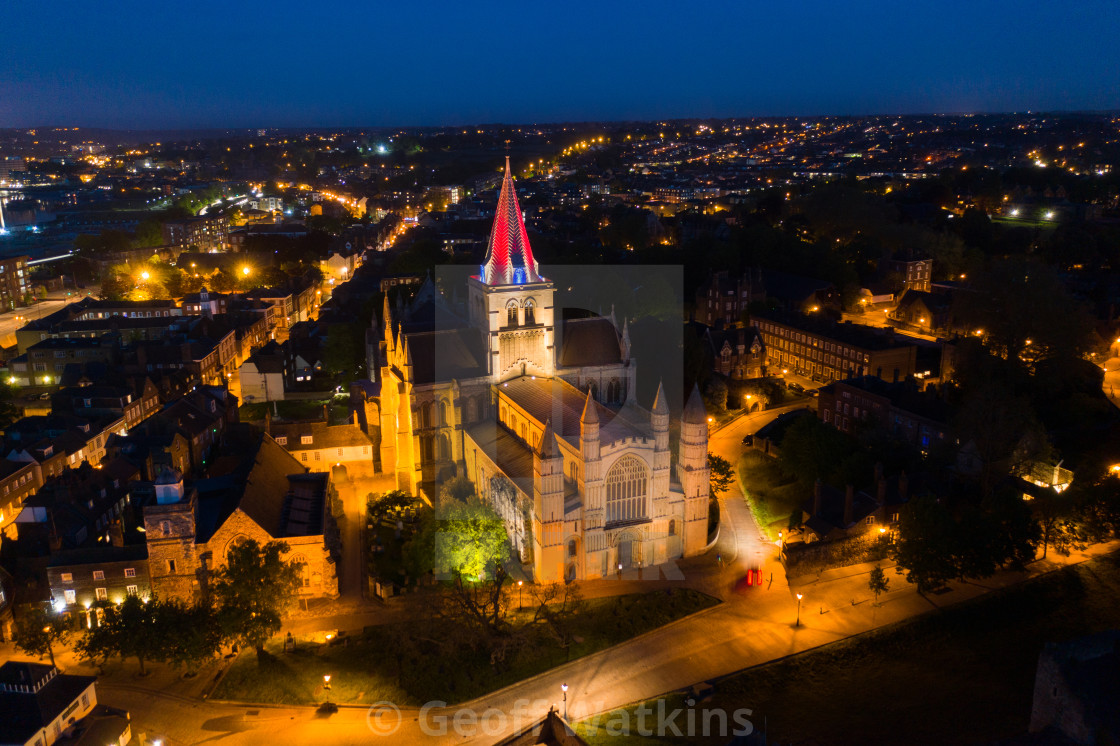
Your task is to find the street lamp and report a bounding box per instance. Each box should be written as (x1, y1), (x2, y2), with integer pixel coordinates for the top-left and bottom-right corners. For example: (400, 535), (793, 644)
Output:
(517, 580), (523, 610)
(323, 674), (331, 691)
(561, 683), (568, 720)
(795, 593), (803, 627)
(242, 266), (251, 277)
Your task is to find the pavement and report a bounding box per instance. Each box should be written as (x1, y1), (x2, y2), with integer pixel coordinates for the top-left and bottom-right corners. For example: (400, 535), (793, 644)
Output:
(5, 406), (1116, 744)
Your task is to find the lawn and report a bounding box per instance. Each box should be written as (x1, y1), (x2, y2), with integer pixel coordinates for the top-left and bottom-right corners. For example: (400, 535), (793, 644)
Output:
(239, 396), (351, 424)
(576, 549), (1120, 745)
(737, 450), (806, 540)
(212, 588), (718, 706)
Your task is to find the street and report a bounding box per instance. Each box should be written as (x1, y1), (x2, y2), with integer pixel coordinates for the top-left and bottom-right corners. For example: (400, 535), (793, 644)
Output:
(0, 290), (89, 350)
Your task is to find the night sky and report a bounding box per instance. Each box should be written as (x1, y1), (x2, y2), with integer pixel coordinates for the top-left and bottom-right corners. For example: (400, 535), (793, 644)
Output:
(3, 0), (1119, 129)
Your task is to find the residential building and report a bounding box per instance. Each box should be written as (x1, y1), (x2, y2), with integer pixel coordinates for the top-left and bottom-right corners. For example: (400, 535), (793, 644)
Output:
(267, 418), (375, 475)
(817, 376), (949, 452)
(0, 255), (31, 309)
(882, 255), (933, 293)
(695, 269), (841, 327)
(47, 545), (151, 622)
(162, 215), (228, 252)
(753, 311), (918, 384)
(0, 662), (100, 746)
(239, 340), (288, 402)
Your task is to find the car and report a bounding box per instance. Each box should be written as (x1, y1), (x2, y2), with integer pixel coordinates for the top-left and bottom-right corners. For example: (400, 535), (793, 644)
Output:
(741, 434), (754, 446)
(809, 388), (819, 397)
(788, 382), (805, 393)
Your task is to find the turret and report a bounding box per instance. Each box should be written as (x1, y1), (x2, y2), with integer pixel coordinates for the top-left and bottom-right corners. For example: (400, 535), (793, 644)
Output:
(534, 418), (564, 520)
(580, 389), (600, 462)
(651, 379), (669, 452)
(678, 385), (710, 558)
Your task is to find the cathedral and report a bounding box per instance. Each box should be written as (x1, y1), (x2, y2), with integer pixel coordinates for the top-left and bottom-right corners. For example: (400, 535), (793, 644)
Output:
(375, 159), (710, 582)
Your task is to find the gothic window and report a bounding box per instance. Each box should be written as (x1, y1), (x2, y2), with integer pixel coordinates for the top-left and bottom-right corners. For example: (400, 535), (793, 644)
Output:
(420, 402), (431, 429)
(438, 400), (448, 427)
(506, 301), (519, 328)
(568, 539), (578, 557)
(438, 434), (451, 460)
(524, 298), (535, 326)
(605, 455), (649, 524)
(669, 519), (677, 536)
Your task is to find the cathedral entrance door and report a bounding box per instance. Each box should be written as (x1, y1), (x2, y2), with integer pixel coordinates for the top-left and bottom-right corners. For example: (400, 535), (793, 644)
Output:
(618, 538), (633, 569)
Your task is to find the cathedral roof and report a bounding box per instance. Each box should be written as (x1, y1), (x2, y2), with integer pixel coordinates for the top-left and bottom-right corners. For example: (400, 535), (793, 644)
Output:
(481, 158), (540, 286)
(498, 377), (645, 447)
(558, 317), (624, 367)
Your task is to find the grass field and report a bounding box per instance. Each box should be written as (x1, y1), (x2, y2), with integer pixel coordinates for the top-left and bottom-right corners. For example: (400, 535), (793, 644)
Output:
(213, 588), (718, 706)
(576, 549), (1120, 745)
(737, 450), (806, 540)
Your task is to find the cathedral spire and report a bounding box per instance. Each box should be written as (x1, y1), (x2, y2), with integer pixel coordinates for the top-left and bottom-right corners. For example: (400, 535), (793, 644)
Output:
(481, 157), (539, 286)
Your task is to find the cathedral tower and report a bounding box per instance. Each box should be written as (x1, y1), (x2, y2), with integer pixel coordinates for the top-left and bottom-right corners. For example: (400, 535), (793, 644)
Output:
(467, 158), (556, 381)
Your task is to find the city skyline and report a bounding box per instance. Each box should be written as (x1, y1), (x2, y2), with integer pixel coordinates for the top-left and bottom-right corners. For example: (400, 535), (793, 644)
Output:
(3, 1), (1120, 129)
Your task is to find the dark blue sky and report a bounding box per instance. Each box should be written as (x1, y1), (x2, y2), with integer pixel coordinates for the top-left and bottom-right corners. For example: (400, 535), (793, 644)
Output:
(3, 0), (1119, 129)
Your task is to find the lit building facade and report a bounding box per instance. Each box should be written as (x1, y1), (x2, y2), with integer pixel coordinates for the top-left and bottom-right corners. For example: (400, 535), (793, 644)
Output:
(377, 159), (710, 582)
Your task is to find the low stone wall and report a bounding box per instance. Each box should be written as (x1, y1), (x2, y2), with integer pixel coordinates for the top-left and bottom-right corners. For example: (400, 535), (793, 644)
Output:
(783, 534), (889, 578)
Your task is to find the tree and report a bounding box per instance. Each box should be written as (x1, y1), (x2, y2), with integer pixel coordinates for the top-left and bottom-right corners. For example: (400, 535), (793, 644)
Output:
(708, 453), (734, 498)
(435, 501), (510, 580)
(530, 582), (587, 661)
(76, 596), (163, 675)
(778, 414), (857, 487)
(212, 539), (304, 662)
(322, 323), (364, 379)
(890, 495), (959, 594)
(14, 603), (71, 668)
(868, 564), (890, 606)
(159, 599), (223, 671)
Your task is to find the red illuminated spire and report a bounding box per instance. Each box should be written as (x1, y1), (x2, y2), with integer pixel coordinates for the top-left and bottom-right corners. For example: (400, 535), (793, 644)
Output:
(482, 157), (540, 285)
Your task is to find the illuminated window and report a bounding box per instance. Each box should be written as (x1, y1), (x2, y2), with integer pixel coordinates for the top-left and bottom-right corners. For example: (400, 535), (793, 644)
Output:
(95, 587), (107, 601)
(64, 590), (76, 604)
(92, 571), (104, 581)
(61, 573), (73, 583)
(605, 455), (649, 524)
(124, 568), (136, 578)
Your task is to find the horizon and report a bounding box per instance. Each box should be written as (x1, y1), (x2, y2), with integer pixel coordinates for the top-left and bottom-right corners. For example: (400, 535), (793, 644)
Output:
(5, 107), (1120, 135)
(4, 0), (1119, 129)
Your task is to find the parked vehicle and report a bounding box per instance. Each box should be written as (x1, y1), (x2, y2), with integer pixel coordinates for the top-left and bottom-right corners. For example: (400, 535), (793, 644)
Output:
(741, 434), (754, 446)
(788, 382), (805, 393)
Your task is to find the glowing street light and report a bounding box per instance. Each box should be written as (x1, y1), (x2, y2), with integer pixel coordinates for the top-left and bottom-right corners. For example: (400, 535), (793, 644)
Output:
(517, 579), (523, 609)
(241, 266), (251, 276)
(561, 683), (568, 720)
(795, 593), (803, 627)
(140, 271), (150, 281)
(323, 674), (331, 690)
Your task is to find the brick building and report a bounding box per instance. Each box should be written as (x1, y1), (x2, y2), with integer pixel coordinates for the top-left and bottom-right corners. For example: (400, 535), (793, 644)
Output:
(817, 376), (949, 452)
(142, 434), (339, 604)
(0, 255), (31, 309)
(752, 311), (917, 384)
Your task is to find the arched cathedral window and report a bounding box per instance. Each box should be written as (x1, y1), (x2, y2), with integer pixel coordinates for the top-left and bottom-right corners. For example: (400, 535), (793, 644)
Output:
(524, 298), (535, 326)
(605, 455), (649, 525)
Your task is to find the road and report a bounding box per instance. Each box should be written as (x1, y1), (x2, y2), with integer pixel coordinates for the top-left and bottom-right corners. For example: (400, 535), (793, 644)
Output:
(0, 290), (89, 350)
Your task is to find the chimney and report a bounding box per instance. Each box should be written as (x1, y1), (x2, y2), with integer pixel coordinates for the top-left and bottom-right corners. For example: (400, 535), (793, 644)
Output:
(813, 479), (822, 516)
(877, 474), (888, 507)
(898, 471), (909, 502)
(844, 484), (854, 526)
